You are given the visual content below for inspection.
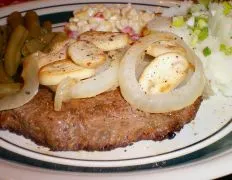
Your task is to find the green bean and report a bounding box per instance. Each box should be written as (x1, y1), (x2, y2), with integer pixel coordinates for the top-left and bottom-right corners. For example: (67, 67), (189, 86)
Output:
(51, 32), (67, 43)
(0, 83), (21, 98)
(4, 25), (28, 76)
(43, 32), (68, 53)
(42, 21), (52, 33)
(0, 61), (13, 83)
(7, 11), (24, 30)
(0, 26), (9, 58)
(21, 32), (55, 56)
(40, 32), (55, 44)
(22, 38), (45, 57)
(0, 30), (3, 58)
(24, 11), (41, 38)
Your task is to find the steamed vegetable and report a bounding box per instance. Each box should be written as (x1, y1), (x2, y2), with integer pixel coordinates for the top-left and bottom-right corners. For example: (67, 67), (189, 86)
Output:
(24, 10), (41, 38)
(0, 26), (9, 59)
(172, 16), (185, 27)
(4, 25), (28, 76)
(203, 46), (211, 56)
(7, 11), (24, 31)
(0, 61), (13, 83)
(220, 44), (232, 55)
(22, 32), (55, 56)
(0, 53), (39, 111)
(42, 21), (52, 32)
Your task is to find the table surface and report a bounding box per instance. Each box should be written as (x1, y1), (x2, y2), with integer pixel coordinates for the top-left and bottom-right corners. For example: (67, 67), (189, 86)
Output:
(0, 0), (33, 7)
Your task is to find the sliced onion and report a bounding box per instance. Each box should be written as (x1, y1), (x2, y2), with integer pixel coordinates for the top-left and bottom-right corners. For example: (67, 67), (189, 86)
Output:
(95, 56), (111, 75)
(71, 58), (119, 98)
(54, 58), (119, 111)
(70, 49), (127, 98)
(54, 77), (77, 111)
(119, 32), (205, 113)
(54, 49), (125, 110)
(38, 39), (75, 69)
(147, 16), (171, 32)
(0, 53), (40, 111)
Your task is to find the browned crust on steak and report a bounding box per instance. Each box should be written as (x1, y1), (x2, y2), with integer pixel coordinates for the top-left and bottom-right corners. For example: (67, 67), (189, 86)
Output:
(0, 88), (202, 151)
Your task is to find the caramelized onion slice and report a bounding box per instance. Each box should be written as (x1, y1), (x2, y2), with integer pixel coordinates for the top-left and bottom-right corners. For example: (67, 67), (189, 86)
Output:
(0, 53), (39, 111)
(54, 77), (77, 111)
(54, 51), (123, 111)
(119, 32), (205, 113)
(71, 57), (119, 98)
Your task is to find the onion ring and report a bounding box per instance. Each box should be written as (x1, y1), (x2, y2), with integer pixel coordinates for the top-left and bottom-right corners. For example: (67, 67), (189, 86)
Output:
(0, 52), (39, 111)
(119, 32), (205, 113)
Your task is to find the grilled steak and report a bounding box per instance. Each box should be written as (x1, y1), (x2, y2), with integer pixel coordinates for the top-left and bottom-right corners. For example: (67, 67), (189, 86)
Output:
(0, 88), (202, 151)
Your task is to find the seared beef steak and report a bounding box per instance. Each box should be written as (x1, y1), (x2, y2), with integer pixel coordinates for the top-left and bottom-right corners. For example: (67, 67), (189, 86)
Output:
(0, 88), (202, 151)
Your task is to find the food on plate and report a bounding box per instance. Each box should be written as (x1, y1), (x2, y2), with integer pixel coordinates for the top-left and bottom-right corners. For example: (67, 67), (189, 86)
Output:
(22, 32), (56, 57)
(7, 11), (24, 31)
(139, 52), (190, 94)
(4, 25), (28, 76)
(68, 40), (107, 68)
(38, 35), (76, 68)
(145, 40), (185, 57)
(119, 32), (205, 113)
(42, 21), (52, 33)
(0, 83), (21, 98)
(65, 4), (154, 39)
(70, 51), (120, 99)
(0, 53), (39, 111)
(78, 31), (129, 51)
(0, 88), (202, 151)
(0, 9), (56, 111)
(0, 61), (13, 83)
(0, 10), (56, 79)
(2, 2), (231, 151)
(149, 1), (232, 96)
(24, 10), (42, 38)
(39, 59), (96, 86)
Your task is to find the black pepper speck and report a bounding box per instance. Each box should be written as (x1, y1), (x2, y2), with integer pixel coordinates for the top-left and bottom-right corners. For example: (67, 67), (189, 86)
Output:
(25, 91), (31, 95)
(168, 132), (176, 139)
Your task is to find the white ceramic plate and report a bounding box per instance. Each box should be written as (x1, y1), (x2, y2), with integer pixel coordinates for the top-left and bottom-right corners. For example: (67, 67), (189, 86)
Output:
(0, 0), (232, 178)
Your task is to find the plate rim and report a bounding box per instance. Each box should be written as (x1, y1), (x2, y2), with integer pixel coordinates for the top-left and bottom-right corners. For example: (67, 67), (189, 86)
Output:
(1, 139), (232, 178)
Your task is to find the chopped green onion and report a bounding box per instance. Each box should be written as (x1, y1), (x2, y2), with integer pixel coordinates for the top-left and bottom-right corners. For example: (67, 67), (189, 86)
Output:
(223, 2), (232, 15)
(190, 20), (208, 46)
(203, 47), (211, 56)
(193, 29), (201, 35)
(196, 18), (208, 29)
(227, 48), (232, 55)
(191, 34), (199, 46)
(172, 16), (185, 27)
(198, 27), (208, 41)
(220, 44), (232, 55)
(220, 44), (227, 51)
